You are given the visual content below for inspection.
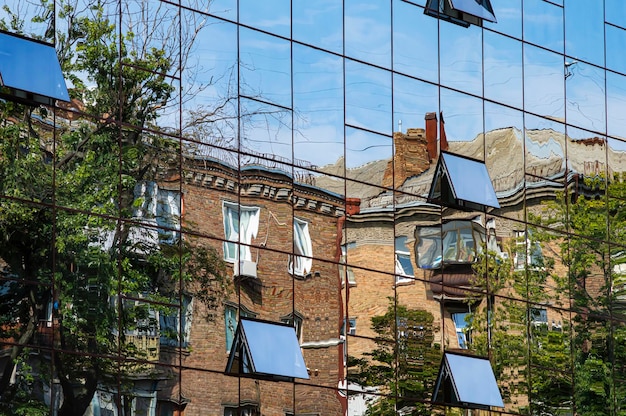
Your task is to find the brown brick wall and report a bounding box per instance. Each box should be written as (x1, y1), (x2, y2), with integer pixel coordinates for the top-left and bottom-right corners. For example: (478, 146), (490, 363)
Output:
(158, 164), (344, 415)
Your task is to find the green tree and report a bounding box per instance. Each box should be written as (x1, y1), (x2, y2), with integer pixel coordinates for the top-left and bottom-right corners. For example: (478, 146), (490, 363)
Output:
(0, 1), (229, 415)
(348, 301), (442, 416)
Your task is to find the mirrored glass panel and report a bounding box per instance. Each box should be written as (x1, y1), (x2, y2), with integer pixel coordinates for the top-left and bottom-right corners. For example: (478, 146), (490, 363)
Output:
(183, 0), (237, 21)
(393, 74), (439, 141)
(484, 0), (522, 39)
(239, 28), (292, 109)
(565, 62), (606, 133)
(485, 103), (524, 217)
(393, 0), (439, 83)
(606, 24), (626, 75)
(523, 0), (564, 53)
(293, 44), (344, 168)
(484, 31), (523, 109)
(440, 87), (484, 145)
(524, 44), (565, 120)
(181, 14), (238, 150)
(607, 71), (626, 140)
(345, 60), (393, 135)
(606, 0), (626, 29)
(525, 115), (566, 185)
(345, 0), (391, 69)
(239, 0), (290, 38)
(564, 0), (604, 67)
(293, 0), (343, 53)
(345, 127), (393, 174)
(439, 22), (482, 97)
(240, 98), (293, 164)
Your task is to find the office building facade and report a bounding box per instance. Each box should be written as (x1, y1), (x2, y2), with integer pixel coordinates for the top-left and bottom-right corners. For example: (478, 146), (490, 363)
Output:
(1, 1), (626, 415)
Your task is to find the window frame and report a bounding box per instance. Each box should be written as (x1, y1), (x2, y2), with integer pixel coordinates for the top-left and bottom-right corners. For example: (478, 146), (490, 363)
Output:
(290, 217), (313, 277)
(395, 236), (415, 284)
(222, 201), (261, 263)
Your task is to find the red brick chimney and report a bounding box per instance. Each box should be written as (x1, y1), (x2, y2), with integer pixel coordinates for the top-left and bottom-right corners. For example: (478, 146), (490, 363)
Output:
(439, 111), (449, 152)
(425, 112), (438, 162)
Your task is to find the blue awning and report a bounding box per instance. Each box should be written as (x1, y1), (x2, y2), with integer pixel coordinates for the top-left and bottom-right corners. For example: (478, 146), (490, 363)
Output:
(0, 31), (70, 105)
(433, 352), (504, 409)
(225, 317), (310, 381)
(428, 151), (500, 211)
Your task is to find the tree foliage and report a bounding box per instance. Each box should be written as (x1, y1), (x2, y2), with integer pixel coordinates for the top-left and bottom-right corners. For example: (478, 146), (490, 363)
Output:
(0, 1), (229, 415)
(348, 301), (442, 416)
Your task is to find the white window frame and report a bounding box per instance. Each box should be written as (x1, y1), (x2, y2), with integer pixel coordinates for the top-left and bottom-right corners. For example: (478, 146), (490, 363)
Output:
(340, 244), (356, 286)
(159, 295), (193, 347)
(222, 201), (260, 263)
(451, 312), (470, 350)
(513, 230), (542, 271)
(132, 181), (182, 246)
(395, 237), (414, 284)
(290, 218), (313, 276)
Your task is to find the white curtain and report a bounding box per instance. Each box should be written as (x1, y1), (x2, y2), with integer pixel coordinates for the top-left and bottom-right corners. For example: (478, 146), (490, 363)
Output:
(292, 218), (312, 275)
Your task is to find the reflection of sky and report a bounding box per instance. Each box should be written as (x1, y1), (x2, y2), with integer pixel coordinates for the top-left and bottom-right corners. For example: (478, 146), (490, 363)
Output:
(239, 0), (290, 37)
(345, 128), (392, 169)
(345, 0), (391, 69)
(9, 0), (626, 172)
(293, 0), (343, 53)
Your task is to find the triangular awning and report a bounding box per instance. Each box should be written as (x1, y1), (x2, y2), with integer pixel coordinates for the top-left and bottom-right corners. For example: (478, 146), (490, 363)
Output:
(0, 31), (70, 106)
(428, 151), (500, 211)
(225, 317), (310, 381)
(433, 352), (504, 409)
(449, 0), (496, 22)
(424, 0), (496, 27)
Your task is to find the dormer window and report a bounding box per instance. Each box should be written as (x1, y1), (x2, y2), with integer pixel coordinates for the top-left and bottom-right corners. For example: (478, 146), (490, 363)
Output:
(416, 219), (488, 269)
(424, 0), (497, 28)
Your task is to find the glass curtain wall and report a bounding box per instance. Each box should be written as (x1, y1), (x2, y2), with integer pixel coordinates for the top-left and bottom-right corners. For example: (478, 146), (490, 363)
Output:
(1, 0), (626, 415)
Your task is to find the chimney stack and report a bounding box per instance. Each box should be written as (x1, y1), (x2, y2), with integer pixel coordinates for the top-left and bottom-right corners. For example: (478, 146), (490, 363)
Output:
(425, 112), (438, 162)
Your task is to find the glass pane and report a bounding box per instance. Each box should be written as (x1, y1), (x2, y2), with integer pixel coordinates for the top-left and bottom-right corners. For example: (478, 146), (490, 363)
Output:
(293, 0), (343, 53)
(440, 88), (484, 145)
(564, 0), (604, 67)
(606, 24), (626, 74)
(524, 44), (565, 120)
(606, 0), (626, 29)
(485, 103), (524, 218)
(393, 74), (439, 142)
(565, 62), (606, 133)
(523, 0), (564, 53)
(484, 31), (523, 109)
(345, 127), (393, 172)
(239, 0), (290, 38)
(182, 14), (238, 151)
(345, 60), (393, 135)
(240, 98), (293, 164)
(239, 28), (292, 109)
(525, 114), (566, 183)
(439, 22), (482, 97)
(293, 44), (344, 168)
(607, 71), (626, 140)
(393, 0), (439, 83)
(484, 0), (522, 40)
(0, 32), (69, 102)
(345, 0), (391, 69)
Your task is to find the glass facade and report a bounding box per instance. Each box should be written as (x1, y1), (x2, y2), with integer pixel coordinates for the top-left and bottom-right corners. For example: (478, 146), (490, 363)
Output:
(1, 1), (626, 415)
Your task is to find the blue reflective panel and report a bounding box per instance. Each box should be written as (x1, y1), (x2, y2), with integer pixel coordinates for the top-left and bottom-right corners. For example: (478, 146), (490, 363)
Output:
(442, 152), (500, 209)
(445, 353), (504, 408)
(449, 0), (496, 22)
(241, 318), (309, 379)
(0, 32), (70, 103)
